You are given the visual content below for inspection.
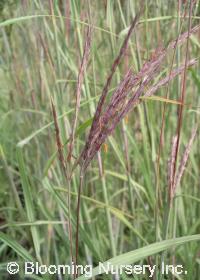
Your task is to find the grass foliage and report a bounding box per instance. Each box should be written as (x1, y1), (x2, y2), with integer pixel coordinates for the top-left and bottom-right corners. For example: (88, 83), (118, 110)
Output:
(0, 1), (200, 279)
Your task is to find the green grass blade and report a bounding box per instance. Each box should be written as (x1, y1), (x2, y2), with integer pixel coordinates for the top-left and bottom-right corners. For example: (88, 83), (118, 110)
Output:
(0, 232), (34, 261)
(77, 235), (200, 279)
(16, 148), (41, 263)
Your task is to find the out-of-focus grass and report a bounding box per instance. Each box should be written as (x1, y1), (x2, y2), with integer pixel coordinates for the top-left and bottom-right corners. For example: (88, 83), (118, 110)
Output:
(0, 1), (200, 280)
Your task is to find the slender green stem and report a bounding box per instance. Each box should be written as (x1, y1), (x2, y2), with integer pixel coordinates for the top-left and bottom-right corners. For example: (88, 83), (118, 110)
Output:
(98, 153), (116, 258)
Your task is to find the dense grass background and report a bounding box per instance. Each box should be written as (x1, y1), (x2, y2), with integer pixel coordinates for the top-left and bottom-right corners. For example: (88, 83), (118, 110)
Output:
(0, 1), (200, 279)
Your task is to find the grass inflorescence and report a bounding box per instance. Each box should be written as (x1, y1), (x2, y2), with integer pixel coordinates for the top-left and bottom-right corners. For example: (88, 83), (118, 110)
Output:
(0, 1), (200, 280)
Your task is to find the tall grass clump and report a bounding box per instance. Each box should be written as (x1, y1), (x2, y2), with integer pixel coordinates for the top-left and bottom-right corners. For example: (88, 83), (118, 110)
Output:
(0, 1), (200, 280)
